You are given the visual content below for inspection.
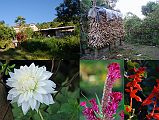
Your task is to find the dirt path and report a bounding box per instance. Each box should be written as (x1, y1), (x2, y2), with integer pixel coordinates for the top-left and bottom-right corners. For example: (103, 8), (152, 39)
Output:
(81, 42), (159, 60)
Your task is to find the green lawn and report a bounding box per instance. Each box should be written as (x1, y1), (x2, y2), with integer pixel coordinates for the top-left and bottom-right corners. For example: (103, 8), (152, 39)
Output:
(0, 36), (80, 60)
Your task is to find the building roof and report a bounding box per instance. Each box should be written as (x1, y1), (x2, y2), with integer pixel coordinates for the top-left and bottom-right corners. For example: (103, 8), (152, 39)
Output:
(39, 26), (75, 31)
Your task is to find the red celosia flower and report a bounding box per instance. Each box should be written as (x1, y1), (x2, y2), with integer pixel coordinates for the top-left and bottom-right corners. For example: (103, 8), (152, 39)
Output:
(105, 92), (123, 117)
(107, 62), (121, 82)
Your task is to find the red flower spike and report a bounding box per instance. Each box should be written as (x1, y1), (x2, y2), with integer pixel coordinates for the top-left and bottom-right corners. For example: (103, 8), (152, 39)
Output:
(125, 66), (145, 115)
(142, 99), (153, 106)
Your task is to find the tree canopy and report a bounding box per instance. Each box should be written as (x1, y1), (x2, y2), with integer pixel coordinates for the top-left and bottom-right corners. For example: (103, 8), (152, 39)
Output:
(124, 2), (159, 45)
(141, 1), (158, 16)
(55, 0), (80, 23)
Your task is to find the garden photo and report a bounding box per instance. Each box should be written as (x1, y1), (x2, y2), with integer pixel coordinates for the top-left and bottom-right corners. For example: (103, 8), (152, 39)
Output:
(80, 60), (124, 120)
(0, 0), (80, 60)
(0, 60), (79, 120)
(80, 0), (159, 60)
(124, 60), (159, 120)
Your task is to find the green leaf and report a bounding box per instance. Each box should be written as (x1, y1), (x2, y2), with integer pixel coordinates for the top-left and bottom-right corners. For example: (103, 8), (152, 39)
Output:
(47, 102), (60, 114)
(124, 105), (131, 115)
(9, 64), (15, 68)
(95, 93), (102, 114)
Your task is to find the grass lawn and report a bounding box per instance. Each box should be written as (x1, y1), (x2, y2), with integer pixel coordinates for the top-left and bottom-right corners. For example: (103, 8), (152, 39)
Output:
(0, 36), (80, 60)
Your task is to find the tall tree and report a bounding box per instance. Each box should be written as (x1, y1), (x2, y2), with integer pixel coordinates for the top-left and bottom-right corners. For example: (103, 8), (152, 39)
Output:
(14, 16), (26, 26)
(141, 2), (158, 16)
(55, 0), (80, 23)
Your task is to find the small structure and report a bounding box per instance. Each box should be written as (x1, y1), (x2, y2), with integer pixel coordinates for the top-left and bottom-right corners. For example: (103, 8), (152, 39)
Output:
(13, 23), (38, 33)
(87, 0), (125, 59)
(38, 26), (75, 37)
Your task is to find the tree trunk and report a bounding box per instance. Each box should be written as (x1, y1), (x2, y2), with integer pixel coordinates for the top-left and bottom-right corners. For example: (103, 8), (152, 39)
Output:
(0, 83), (13, 120)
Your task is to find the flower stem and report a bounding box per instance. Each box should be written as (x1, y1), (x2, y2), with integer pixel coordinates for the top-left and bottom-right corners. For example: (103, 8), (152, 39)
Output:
(38, 110), (44, 120)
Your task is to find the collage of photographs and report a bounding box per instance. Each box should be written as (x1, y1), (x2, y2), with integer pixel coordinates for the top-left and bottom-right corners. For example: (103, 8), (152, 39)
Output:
(0, 0), (159, 120)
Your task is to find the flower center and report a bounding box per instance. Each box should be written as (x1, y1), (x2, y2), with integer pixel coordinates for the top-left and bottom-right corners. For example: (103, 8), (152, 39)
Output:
(18, 74), (38, 92)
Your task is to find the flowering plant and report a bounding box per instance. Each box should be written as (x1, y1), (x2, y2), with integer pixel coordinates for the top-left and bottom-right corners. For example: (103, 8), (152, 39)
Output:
(0, 61), (79, 120)
(125, 61), (159, 120)
(6, 63), (56, 120)
(80, 62), (124, 120)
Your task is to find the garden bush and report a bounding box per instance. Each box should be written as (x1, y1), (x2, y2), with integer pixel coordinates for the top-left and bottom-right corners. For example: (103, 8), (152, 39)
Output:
(20, 35), (80, 59)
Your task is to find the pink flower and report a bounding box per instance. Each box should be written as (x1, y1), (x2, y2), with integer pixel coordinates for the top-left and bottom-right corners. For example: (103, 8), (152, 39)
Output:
(104, 92), (123, 117)
(107, 62), (121, 82)
(119, 110), (124, 120)
(105, 101), (118, 117)
(110, 92), (123, 103)
(82, 107), (99, 120)
(80, 98), (100, 120)
(89, 98), (99, 112)
(80, 101), (86, 107)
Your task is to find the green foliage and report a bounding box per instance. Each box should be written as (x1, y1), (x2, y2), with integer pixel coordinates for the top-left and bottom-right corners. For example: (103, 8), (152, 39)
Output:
(141, 2), (158, 16)
(36, 22), (63, 29)
(15, 16), (26, 26)
(124, 3), (159, 45)
(20, 36), (80, 59)
(11, 87), (79, 120)
(55, 0), (80, 23)
(24, 28), (34, 39)
(0, 24), (16, 40)
(0, 63), (15, 75)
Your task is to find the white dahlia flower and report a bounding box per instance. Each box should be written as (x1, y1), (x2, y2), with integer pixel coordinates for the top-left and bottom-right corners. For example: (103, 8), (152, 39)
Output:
(6, 63), (56, 115)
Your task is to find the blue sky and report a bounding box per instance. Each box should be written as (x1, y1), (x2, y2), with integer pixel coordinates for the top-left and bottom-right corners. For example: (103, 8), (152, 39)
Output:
(0, 0), (63, 26)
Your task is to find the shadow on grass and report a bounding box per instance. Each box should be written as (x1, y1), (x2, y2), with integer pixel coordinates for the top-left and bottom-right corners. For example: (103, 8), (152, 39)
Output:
(0, 48), (28, 60)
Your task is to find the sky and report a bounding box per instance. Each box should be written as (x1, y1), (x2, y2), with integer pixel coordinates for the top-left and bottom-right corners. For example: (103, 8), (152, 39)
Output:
(115, 0), (156, 19)
(0, 0), (63, 26)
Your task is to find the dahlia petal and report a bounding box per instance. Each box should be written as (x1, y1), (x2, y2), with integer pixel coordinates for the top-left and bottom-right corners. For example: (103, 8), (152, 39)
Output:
(42, 86), (54, 93)
(40, 71), (52, 81)
(34, 92), (43, 103)
(6, 81), (13, 87)
(48, 94), (54, 104)
(7, 94), (13, 100)
(35, 101), (40, 111)
(9, 72), (14, 78)
(29, 98), (36, 110)
(45, 80), (56, 88)
(38, 81), (47, 86)
(18, 94), (25, 104)
(22, 102), (30, 115)
(36, 87), (47, 94)
(8, 88), (17, 94)
(11, 96), (19, 104)
(43, 94), (50, 105)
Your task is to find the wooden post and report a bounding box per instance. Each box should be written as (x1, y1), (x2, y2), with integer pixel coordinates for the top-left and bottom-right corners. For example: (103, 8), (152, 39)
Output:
(95, 48), (98, 59)
(0, 83), (13, 120)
